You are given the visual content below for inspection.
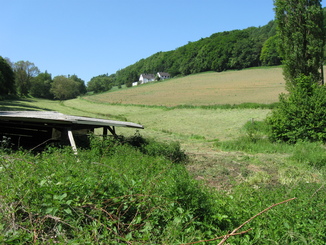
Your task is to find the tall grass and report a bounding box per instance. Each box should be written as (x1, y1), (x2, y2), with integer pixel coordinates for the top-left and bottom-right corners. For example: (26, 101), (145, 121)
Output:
(218, 120), (326, 168)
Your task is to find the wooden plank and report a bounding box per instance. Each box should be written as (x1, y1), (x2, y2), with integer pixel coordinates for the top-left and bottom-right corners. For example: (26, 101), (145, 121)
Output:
(0, 111), (144, 129)
(67, 129), (78, 155)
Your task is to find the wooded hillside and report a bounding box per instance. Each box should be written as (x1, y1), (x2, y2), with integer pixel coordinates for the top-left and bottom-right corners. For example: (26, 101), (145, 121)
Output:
(115, 21), (278, 86)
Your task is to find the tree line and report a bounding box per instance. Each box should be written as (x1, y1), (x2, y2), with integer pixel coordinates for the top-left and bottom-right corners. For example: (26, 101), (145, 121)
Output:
(0, 58), (117, 100)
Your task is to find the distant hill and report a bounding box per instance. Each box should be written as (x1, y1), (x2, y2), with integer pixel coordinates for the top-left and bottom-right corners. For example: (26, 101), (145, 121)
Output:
(113, 20), (279, 87)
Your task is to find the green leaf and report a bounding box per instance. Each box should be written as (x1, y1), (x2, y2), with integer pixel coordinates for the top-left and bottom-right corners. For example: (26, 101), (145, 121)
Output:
(284, 222), (290, 229)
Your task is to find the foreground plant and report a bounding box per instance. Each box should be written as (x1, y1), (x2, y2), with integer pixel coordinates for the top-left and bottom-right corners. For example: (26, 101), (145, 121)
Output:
(0, 138), (229, 244)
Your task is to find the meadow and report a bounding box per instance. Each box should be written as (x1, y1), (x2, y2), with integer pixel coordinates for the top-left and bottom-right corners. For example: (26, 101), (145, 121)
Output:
(1, 68), (326, 244)
(85, 67), (287, 106)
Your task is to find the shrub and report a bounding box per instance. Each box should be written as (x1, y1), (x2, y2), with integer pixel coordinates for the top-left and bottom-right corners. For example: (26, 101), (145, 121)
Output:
(114, 132), (188, 163)
(267, 76), (326, 143)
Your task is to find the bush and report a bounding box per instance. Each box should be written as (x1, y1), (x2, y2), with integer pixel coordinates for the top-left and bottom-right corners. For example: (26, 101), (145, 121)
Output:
(267, 76), (326, 143)
(117, 132), (188, 163)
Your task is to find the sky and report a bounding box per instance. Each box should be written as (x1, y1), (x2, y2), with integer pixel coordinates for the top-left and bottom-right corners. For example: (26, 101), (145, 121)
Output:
(2, 0), (326, 83)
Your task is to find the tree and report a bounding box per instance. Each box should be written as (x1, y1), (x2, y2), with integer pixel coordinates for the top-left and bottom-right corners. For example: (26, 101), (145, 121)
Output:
(274, 0), (325, 89)
(70, 75), (87, 95)
(0, 56), (16, 97)
(30, 71), (53, 99)
(13, 60), (40, 96)
(260, 35), (282, 66)
(51, 76), (80, 100)
(267, 1), (326, 143)
(87, 74), (114, 93)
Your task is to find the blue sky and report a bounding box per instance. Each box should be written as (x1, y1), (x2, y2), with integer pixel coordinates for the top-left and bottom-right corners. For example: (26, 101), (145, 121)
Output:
(2, 0), (326, 83)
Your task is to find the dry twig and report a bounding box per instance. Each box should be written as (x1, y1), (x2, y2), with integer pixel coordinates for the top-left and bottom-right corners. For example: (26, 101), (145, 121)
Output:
(182, 197), (296, 245)
(217, 197), (296, 245)
(311, 184), (325, 197)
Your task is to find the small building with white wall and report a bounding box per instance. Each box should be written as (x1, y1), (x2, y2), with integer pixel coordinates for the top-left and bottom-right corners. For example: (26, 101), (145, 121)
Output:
(139, 74), (155, 84)
(157, 72), (170, 80)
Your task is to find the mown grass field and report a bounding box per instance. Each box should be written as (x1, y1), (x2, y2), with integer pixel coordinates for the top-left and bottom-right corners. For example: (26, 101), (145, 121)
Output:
(84, 67), (287, 106)
(1, 67), (326, 244)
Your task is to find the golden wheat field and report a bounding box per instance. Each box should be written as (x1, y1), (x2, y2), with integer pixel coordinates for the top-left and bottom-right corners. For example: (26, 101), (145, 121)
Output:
(84, 67), (287, 106)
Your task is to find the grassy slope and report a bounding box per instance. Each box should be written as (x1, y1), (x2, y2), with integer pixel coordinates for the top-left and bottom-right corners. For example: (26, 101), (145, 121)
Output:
(84, 67), (286, 106)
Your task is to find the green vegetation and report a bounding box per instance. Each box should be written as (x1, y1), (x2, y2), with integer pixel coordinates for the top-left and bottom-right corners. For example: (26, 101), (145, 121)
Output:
(0, 136), (227, 244)
(13, 60), (40, 96)
(0, 57), (88, 101)
(274, 0), (325, 88)
(0, 56), (15, 98)
(268, 1), (326, 143)
(87, 74), (116, 94)
(2, 129), (326, 244)
(267, 77), (326, 143)
(219, 120), (326, 168)
(1, 2), (326, 240)
(30, 71), (54, 99)
(84, 67), (287, 106)
(50, 75), (81, 100)
(1, 94), (326, 243)
(115, 22), (278, 86)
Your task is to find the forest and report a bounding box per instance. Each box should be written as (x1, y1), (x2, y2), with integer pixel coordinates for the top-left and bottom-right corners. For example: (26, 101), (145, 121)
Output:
(115, 20), (279, 87)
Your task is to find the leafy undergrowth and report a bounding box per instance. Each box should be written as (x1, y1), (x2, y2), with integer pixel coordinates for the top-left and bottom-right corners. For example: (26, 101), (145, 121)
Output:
(1, 134), (326, 244)
(227, 183), (326, 244)
(0, 136), (232, 244)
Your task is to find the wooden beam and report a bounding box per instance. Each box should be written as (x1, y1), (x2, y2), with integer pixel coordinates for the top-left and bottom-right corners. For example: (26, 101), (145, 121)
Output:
(103, 127), (108, 139)
(67, 129), (78, 155)
(107, 126), (116, 136)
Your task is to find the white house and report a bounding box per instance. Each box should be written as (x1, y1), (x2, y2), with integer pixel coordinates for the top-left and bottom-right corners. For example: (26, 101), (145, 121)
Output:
(157, 72), (170, 80)
(139, 74), (155, 84)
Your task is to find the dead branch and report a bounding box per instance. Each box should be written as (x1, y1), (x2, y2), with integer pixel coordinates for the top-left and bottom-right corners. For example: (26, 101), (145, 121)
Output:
(182, 197), (296, 245)
(217, 197), (296, 245)
(311, 184), (325, 197)
(182, 229), (252, 244)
